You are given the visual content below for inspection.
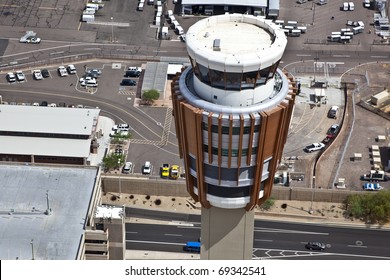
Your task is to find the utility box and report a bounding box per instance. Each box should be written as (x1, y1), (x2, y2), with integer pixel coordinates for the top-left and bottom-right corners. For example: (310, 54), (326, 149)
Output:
(371, 89), (389, 106)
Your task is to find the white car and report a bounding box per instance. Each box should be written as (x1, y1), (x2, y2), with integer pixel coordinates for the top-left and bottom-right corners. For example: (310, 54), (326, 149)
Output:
(58, 66), (68, 77)
(26, 37), (41, 44)
(15, 71), (25, 81)
(79, 76), (97, 87)
(142, 161), (151, 174)
(32, 70), (43, 80)
(6, 72), (16, 83)
(305, 143), (325, 153)
(66, 64), (77, 74)
(128, 66), (142, 73)
(112, 123), (130, 131)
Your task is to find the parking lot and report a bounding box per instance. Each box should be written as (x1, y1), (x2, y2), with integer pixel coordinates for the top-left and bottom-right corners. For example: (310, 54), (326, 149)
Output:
(0, 1), (388, 190)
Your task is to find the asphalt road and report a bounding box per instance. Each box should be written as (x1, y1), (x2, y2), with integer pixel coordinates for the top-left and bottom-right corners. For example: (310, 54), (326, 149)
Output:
(125, 218), (390, 260)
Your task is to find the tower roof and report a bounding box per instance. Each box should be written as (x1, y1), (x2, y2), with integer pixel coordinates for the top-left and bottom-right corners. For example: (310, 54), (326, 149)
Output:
(186, 14), (287, 72)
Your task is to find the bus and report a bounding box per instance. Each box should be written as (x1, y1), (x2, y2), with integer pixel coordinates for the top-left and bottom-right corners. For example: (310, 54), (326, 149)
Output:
(183, 241), (200, 253)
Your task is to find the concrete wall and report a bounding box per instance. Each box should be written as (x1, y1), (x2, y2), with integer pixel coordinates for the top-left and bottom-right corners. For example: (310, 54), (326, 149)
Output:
(101, 175), (360, 203)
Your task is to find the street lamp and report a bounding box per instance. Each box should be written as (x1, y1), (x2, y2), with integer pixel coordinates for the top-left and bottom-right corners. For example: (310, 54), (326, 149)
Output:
(111, 17), (114, 43)
(117, 159), (121, 198)
(30, 239), (35, 260)
(309, 176), (315, 214)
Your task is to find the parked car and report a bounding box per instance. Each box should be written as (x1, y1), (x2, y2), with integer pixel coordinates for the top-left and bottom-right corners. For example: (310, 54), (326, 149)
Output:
(58, 66), (68, 77)
(142, 161), (151, 174)
(170, 165), (180, 179)
(120, 79), (137, 86)
(32, 70), (43, 80)
(66, 64), (77, 74)
(327, 124), (340, 138)
(112, 123), (130, 131)
(86, 68), (101, 78)
(40, 101), (48, 106)
(6, 72), (16, 83)
(327, 106), (339, 119)
(41, 69), (50, 78)
(305, 242), (325, 251)
(124, 70), (141, 77)
(26, 37), (41, 44)
(161, 163), (170, 178)
(79, 76), (97, 87)
(363, 183), (383, 191)
(128, 66), (142, 72)
(305, 142), (325, 153)
(15, 71), (25, 81)
(122, 162), (133, 174)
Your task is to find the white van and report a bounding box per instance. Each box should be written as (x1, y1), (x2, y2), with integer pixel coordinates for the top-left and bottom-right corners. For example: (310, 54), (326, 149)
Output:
(86, 3), (99, 10)
(287, 21), (298, 27)
(82, 14), (94, 22)
(348, 2), (354, 10)
(176, 25), (184, 35)
(352, 26), (364, 34)
(290, 29), (301, 37)
(297, 26), (307, 33)
(329, 35), (341, 42)
(83, 8), (95, 15)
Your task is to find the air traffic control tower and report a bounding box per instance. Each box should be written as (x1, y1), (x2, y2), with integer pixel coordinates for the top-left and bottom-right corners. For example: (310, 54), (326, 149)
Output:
(171, 14), (297, 260)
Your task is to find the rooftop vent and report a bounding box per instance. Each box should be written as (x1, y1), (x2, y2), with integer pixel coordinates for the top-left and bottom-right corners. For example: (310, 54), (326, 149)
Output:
(213, 39), (221, 51)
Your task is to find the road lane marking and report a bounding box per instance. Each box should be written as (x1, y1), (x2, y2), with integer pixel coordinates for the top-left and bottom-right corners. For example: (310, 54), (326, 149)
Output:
(254, 227), (329, 235)
(164, 234), (182, 237)
(255, 239), (273, 242)
(127, 239), (185, 246)
(127, 231), (138, 234)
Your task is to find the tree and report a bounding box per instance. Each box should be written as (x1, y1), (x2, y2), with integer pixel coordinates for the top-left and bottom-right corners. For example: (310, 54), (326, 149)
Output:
(345, 191), (390, 225)
(142, 89), (160, 104)
(102, 153), (125, 172)
(259, 197), (275, 211)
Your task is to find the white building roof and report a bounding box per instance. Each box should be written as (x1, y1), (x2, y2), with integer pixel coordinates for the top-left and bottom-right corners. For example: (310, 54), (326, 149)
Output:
(0, 136), (91, 157)
(0, 105), (100, 135)
(181, 0), (268, 8)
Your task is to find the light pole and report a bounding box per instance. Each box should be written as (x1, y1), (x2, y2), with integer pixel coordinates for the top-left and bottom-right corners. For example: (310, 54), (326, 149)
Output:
(309, 176), (315, 214)
(117, 159), (121, 198)
(30, 239), (35, 260)
(111, 17), (114, 43)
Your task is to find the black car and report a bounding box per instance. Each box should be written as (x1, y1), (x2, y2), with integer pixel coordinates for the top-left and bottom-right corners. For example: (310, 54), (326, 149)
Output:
(124, 70), (141, 77)
(40, 101), (48, 107)
(120, 79), (137, 86)
(41, 69), (50, 78)
(327, 124), (340, 138)
(86, 69), (101, 78)
(305, 242), (325, 251)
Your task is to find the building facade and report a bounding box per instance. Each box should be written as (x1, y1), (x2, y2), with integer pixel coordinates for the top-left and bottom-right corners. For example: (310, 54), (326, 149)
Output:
(171, 14), (297, 259)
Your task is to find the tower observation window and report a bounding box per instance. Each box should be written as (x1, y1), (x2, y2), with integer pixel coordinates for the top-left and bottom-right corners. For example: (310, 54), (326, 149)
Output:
(190, 60), (280, 91)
